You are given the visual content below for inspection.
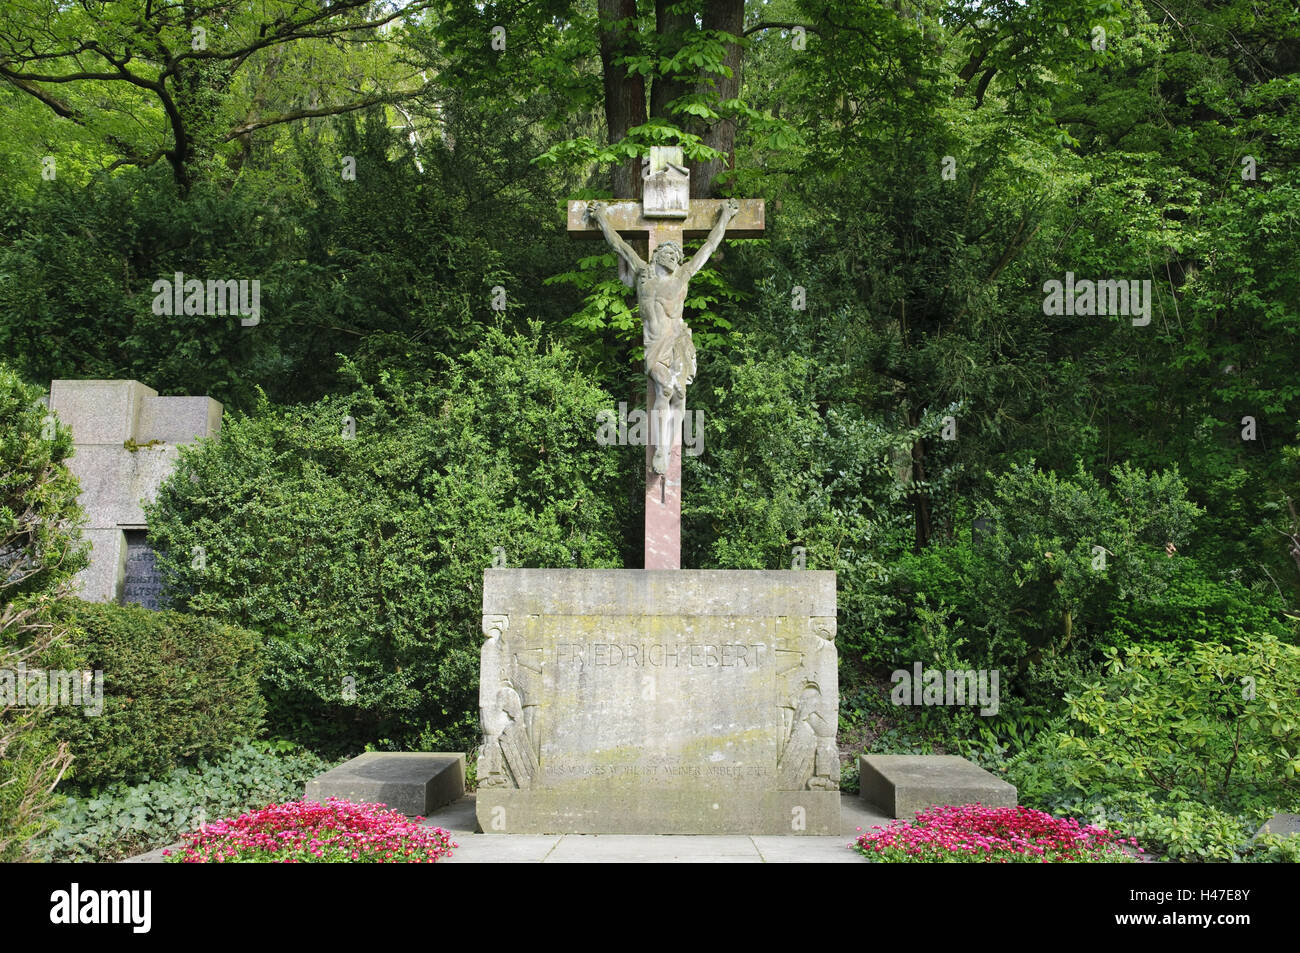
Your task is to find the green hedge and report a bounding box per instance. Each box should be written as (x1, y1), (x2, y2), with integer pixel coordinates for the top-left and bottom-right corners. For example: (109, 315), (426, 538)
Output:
(144, 330), (627, 753)
(49, 600), (264, 788)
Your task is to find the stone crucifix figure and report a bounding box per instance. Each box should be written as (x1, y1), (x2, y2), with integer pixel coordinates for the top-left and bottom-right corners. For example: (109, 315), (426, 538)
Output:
(567, 147), (765, 568)
(586, 195), (738, 475)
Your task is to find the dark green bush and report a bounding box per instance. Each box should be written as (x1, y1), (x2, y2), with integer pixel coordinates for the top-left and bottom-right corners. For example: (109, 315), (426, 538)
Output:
(0, 363), (87, 859)
(1104, 559), (1293, 650)
(866, 463), (1205, 717)
(49, 600), (264, 787)
(145, 327), (626, 753)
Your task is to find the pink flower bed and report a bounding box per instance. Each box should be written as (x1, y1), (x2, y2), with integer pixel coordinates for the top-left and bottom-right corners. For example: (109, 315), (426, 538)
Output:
(852, 803), (1142, 863)
(164, 798), (457, 863)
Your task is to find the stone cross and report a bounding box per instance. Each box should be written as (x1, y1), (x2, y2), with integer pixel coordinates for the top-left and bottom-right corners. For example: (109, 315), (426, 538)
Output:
(567, 147), (764, 569)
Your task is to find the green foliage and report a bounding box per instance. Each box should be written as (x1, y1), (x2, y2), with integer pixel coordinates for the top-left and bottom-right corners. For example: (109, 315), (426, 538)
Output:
(145, 327), (625, 753)
(47, 600), (264, 788)
(685, 338), (946, 683)
(33, 742), (337, 864)
(1003, 712), (1300, 863)
(1061, 635), (1300, 806)
(0, 363), (86, 860)
(0, 365), (86, 601)
(1105, 558), (1293, 650)
(867, 462), (1204, 715)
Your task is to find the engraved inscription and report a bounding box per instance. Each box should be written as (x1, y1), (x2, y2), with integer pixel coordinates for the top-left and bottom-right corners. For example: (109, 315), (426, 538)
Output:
(120, 529), (162, 610)
(553, 641), (765, 668)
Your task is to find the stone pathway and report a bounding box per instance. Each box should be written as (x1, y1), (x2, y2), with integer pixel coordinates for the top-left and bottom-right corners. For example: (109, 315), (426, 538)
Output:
(422, 793), (889, 864)
(121, 793), (891, 863)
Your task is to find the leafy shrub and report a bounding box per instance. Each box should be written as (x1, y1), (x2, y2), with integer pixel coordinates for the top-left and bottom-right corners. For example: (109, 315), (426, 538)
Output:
(0, 364), (87, 860)
(166, 798), (456, 863)
(1060, 635), (1300, 807)
(853, 804), (1139, 863)
(868, 462), (1205, 714)
(1106, 797), (1256, 863)
(1060, 792), (1295, 864)
(34, 742), (336, 863)
(145, 329), (626, 752)
(48, 600), (264, 787)
(684, 340), (945, 681)
(1003, 638), (1300, 863)
(1104, 559), (1293, 650)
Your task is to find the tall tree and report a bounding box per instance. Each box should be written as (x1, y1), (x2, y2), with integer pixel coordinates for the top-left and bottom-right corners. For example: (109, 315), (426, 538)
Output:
(0, 0), (435, 193)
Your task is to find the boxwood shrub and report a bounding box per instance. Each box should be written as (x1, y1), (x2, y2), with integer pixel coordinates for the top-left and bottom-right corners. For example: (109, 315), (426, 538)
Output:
(49, 600), (264, 787)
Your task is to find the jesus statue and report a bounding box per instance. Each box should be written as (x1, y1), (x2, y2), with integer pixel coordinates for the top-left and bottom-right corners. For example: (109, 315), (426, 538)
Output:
(587, 197), (740, 474)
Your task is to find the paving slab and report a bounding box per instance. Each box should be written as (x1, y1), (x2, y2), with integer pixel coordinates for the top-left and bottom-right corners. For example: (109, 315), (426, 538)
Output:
(751, 837), (861, 863)
(425, 793), (883, 863)
(440, 834), (563, 864)
(545, 834), (762, 863)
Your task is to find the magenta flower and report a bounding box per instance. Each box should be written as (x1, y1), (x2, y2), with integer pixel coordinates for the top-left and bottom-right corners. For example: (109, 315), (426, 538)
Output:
(168, 798), (456, 864)
(850, 804), (1141, 863)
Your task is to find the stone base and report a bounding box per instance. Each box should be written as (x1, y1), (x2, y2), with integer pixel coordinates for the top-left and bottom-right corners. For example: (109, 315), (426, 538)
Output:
(305, 752), (465, 817)
(476, 789), (840, 835)
(859, 754), (1016, 819)
(1256, 813), (1300, 838)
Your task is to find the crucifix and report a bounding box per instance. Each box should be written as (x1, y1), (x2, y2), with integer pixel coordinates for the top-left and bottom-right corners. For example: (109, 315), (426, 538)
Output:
(567, 146), (765, 569)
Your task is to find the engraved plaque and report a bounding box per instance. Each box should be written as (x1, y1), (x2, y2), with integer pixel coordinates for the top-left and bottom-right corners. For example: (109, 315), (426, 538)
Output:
(121, 529), (163, 610)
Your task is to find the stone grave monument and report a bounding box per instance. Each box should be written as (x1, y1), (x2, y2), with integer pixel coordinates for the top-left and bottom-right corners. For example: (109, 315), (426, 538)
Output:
(476, 149), (840, 834)
(48, 379), (222, 606)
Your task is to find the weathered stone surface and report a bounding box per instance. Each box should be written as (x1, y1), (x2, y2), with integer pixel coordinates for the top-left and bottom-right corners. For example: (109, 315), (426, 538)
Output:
(859, 754), (1017, 819)
(48, 380), (221, 604)
(305, 752), (466, 817)
(137, 395), (223, 445)
(62, 443), (181, 529)
(76, 528), (128, 603)
(642, 145), (690, 218)
(476, 569), (839, 834)
(1257, 813), (1300, 838)
(49, 379), (156, 445)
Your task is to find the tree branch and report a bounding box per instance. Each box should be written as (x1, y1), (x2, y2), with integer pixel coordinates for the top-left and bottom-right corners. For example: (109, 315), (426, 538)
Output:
(223, 92), (400, 140)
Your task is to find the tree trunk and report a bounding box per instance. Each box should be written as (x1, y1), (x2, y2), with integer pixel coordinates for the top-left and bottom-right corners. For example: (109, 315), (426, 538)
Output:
(691, 0), (745, 198)
(598, 0), (647, 199)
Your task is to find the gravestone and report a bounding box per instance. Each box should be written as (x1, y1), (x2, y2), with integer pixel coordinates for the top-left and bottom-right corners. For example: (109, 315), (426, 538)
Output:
(475, 158), (837, 835)
(48, 380), (222, 605)
(306, 752), (465, 817)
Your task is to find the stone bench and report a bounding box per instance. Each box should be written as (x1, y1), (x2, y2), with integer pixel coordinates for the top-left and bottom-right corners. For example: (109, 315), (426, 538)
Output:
(305, 752), (465, 817)
(859, 754), (1016, 819)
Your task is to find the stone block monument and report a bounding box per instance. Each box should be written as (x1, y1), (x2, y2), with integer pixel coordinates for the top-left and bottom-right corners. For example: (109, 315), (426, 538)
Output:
(476, 150), (839, 834)
(477, 569), (839, 833)
(48, 379), (222, 606)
